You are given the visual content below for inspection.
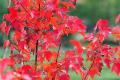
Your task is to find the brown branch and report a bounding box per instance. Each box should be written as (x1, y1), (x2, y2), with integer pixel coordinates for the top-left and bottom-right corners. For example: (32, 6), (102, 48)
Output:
(35, 40), (39, 71)
(55, 41), (62, 64)
(82, 56), (96, 80)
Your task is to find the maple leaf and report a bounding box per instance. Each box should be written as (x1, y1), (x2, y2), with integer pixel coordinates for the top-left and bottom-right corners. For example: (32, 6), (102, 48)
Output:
(59, 73), (70, 80)
(62, 2), (75, 9)
(8, 7), (17, 18)
(88, 67), (100, 80)
(112, 63), (120, 76)
(13, 31), (21, 42)
(28, 40), (36, 50)
(17, 65), (34, 75)
(96, 19), (109, 30)
(70, 40), (83, 55)
(0, 21), (6, 34)
(3, 40), (10, 48)
(5, 26), (11, 36)
(17, 41), (26, 50)
(65, 50), (75, 58)
(44, 51), (53, 61)
(104, 58), (111, 68)
(96, 19), (111, 35)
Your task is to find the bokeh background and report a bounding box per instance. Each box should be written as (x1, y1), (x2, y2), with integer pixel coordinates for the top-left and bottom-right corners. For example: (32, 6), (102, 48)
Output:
(0, 0), (120, 80)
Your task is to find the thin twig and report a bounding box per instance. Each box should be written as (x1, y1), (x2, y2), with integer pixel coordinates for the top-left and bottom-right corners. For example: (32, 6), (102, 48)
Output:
(82, 56), (96, 80)
(35, 40), (39, 71)
(55, 41), (62, 64)
(16, 0), (31, 17)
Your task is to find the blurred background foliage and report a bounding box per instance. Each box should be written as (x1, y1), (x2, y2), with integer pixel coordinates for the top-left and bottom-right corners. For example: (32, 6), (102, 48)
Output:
(70, 0), (120, 31)
(0, 0), (120, 46)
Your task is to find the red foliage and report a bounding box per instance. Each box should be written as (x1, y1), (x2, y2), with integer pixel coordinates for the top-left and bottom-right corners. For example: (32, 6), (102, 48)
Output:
(0, 0), (120, 80)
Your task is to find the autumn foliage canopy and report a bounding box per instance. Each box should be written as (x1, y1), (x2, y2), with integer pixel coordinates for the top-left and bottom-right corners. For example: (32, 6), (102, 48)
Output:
(0, 0), (120, 80)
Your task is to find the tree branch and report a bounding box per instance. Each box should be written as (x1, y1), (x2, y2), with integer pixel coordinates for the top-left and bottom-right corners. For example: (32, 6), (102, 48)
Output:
(55, 41), (62, 64)
(35, 40), (39, 71)
(82, 56), (96, 80)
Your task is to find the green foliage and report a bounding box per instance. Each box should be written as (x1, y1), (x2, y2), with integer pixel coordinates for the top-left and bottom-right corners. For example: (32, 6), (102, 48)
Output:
(69, 0), (120, 26)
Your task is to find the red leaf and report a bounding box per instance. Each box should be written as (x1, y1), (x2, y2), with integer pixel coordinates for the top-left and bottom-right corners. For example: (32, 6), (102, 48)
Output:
(44, 51), (53, 61)
(10, 44), (15, 51)
(13, 31), (21, 42)
(63, 2), (75, 9)
(70, 40), (83, 55)
(96, 19), (111, 33)
(59, 73), (69, 80)
(3, 40), (10, 48)
(88, 67), (100, 79)
(0, 58), (14, 73)
(40, 10), (45, 17)
(18, 65), (33, 74)
(28, 40), (36, 50)
(65, 50), (75, 58)
(0, 21), (6, 34)
(97, 19), (109, 29)
(8, 7), (17, 18)
(18, 41), (26, 50)
(5, 26), (11, 36)
(104, 58), (111, 68)
(71, 64), (81, 74)
(112, 63), (120, 76)
(46, 11), (52, 19)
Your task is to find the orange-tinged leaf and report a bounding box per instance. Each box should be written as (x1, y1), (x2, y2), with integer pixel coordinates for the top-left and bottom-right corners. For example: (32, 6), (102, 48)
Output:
(14, 31), (21, 42)
(70, 40), (83, 55)
(112, 26), (120, 39)
(44, 51), (54, 61)
(50, 17), (57, 26)
(28, 40), (36, 50)
(88, 67), (100, 79)
(62, 2), (75, 9)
